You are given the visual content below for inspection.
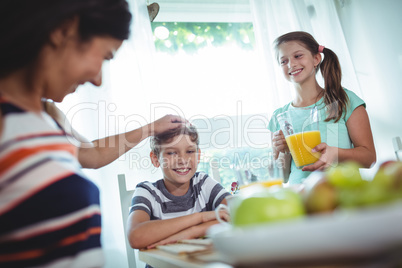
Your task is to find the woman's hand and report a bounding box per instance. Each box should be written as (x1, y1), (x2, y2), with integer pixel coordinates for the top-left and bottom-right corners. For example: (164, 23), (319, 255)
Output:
(302, 142), (339, 172)
(148, 115), (188, 136)
(272, 130), (289, 159)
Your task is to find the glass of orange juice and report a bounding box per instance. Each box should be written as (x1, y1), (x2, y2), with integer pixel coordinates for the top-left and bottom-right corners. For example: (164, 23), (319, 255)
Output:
(277, 107), (322, 169)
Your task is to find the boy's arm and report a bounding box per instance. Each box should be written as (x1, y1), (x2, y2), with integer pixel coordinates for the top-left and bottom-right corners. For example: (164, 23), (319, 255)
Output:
(147, 220), (220, 249)
(127, 210), (219, 249)
(147, 198), (229, 248)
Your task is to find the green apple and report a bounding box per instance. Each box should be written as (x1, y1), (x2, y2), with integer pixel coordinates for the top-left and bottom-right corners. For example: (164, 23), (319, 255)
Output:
(232, 187), (305, 227)
(337, 161), (402, 208)
(326, 161), (364, 188)
(338, 183), (389, 208)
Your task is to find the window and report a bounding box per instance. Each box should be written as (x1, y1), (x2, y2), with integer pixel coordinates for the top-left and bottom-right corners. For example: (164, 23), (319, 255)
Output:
(150, 17), (271, 191)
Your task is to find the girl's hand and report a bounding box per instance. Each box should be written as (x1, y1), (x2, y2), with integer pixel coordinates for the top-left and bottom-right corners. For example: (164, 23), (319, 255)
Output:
(148, 115), (188, 136)
(302, 143), (339, 172)
(272, 130), (289, 159)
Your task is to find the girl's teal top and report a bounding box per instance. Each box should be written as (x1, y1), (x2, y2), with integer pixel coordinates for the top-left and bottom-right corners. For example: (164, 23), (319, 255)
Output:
(268, 88), (365, 184)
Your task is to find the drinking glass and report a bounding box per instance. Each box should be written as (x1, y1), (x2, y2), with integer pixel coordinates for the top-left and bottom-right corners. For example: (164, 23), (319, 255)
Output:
(277, 107), (322, 169)
(234, 158), (284, 190)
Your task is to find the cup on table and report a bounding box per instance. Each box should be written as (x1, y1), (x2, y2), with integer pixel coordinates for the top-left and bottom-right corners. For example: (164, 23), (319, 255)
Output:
(215, 195), (241, 225)
(276, 107), (322, 169)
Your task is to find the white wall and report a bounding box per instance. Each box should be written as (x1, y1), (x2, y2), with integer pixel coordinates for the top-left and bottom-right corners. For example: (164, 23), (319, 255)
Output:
(334, 0), (402, 166)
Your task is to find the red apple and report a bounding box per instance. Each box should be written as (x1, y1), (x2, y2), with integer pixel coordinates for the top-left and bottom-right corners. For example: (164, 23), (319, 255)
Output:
(379, 160), (397, 169)
(373, 161), (402, 189)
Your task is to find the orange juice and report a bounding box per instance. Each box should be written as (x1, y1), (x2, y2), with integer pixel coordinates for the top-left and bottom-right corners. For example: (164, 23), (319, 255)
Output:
(239, 179), (283, 189)
(285, 130), (321, 168)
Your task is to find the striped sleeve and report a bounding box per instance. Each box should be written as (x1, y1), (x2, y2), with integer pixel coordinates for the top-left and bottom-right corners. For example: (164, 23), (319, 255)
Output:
(129, 182), (155, 216)
(195, 173), (231, 211)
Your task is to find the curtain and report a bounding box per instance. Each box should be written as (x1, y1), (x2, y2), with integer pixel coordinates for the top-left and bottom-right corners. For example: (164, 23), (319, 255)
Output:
(249, 0), (362, 118)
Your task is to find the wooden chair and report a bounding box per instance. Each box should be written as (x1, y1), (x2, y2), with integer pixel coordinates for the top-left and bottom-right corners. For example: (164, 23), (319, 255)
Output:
(117, 174), (137, 268)
(393, 136), (402, 161)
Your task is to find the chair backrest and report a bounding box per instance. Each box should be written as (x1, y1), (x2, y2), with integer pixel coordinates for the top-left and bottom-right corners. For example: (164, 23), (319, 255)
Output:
(393, 136), (402, 161)
(118, 174), (137, 268)
(209, 159), (221, 184)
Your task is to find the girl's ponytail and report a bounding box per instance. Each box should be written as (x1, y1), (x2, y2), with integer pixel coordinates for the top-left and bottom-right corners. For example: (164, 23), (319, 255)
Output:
(319, 47), (349, 122)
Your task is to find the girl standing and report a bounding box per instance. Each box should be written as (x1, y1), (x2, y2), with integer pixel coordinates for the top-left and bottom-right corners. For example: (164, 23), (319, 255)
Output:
(268, 31), (376, 184)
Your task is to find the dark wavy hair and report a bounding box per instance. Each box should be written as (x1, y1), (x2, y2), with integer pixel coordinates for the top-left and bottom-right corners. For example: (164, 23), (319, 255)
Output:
(273, 31), (349, 122)
(0, 0), (132, 78)
(151, 125), (199, 158)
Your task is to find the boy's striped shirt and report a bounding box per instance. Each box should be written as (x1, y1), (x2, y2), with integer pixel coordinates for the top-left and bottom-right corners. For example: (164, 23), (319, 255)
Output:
(130, 172), (231, 220)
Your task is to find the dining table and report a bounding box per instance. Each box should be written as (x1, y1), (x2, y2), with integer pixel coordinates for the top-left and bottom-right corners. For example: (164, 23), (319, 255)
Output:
(138, 238), (402, 268)
(138, 244), (233, 268)
(138, 189), (402, 268)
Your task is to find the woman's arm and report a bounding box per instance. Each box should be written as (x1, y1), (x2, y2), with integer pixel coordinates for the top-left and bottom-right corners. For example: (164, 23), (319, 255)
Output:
(303, 106), (376, 171)
(78, 114), (185, 168)
(44, 101), (186, 169)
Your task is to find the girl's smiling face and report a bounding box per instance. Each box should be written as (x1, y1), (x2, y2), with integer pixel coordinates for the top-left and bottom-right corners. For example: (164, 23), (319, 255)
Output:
(277, 41), (321, 85)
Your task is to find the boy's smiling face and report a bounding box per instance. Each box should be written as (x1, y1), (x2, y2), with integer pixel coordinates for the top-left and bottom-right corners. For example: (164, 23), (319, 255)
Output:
(151, 134), (200, 193)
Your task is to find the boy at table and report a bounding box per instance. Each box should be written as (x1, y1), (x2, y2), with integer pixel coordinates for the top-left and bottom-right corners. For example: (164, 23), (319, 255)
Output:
(127, 124), (231, 249)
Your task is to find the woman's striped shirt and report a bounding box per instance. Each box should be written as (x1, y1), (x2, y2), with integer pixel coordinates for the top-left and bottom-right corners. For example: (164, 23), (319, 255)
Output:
(0, 99), (103, 267)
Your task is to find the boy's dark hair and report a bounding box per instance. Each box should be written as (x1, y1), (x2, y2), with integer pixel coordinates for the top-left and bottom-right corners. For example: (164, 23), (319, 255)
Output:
(151, 125), (199, 157)
(0, 0), (132, 78)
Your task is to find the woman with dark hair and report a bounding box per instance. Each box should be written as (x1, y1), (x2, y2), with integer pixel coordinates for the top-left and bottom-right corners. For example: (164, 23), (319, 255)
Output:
(268, 31), (376, 184)
(0, 0), (185, 267)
